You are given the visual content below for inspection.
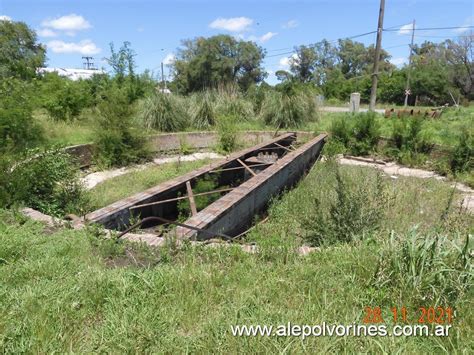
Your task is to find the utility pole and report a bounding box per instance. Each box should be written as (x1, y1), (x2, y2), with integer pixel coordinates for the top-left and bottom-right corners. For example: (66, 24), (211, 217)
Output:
(369, 0), (386, 111)
(161, 61), (167, 89)
(82, 56), (95, 70)
(404, 19), (416, 107)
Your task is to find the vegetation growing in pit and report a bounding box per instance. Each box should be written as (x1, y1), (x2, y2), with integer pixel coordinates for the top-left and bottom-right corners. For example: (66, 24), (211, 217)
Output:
(177, 174), (224, 220)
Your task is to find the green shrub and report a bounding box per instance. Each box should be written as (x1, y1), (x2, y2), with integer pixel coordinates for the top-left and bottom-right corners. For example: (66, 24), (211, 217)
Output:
(215, 94), (254, 122)
(0, 148), (89, 217)
(302, 162), (389, 246)
(330, 112), (380, 156)
(0, 79), (43, 153)
(450, 126), (473, 174)
(391, 116), (433, 153)
(260, 90), (317, 128)
(350, 112), (380, 155)
(94, 86), (150, 167)
(216, 114), (238, 153)
(330, 115), (351, 147)
(374, 231), (471, 306)
(322, 139), (347, 157)
(189, 92), (217, 129)
(39, 73), (92, 121)
(139, 92), (189, 132)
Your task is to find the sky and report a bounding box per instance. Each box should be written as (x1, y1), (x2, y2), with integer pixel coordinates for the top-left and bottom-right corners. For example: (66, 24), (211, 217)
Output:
(1, 0), (473, 84)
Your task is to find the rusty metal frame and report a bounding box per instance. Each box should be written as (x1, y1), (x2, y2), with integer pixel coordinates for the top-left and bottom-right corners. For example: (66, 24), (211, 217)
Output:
(85, 133), (297, 230)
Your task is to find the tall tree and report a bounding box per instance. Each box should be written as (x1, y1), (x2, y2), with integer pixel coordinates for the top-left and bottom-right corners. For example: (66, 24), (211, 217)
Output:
(172, 35), (266, 93)
(0, 19), (45, 80)
(290, 45), (318, 82)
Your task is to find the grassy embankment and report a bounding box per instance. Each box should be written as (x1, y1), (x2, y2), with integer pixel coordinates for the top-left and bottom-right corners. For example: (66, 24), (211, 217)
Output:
(1, 162), (472, 353)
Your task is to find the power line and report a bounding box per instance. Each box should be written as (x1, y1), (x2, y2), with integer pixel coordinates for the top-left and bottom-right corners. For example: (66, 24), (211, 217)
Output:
(384, 25), (474, 32)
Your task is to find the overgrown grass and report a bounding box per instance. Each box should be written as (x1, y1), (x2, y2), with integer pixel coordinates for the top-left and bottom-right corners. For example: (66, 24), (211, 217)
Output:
(0, 160), (472, 352)
(247, 162), (473, 247)
(88, 159), (213, 211)
(139, 92), (189, 132)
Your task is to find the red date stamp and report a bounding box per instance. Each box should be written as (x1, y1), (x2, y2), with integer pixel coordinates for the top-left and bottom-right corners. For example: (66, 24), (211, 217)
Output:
(363, 307), (454, 324)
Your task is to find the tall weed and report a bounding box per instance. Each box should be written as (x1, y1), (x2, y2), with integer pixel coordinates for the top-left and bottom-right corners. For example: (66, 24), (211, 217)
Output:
(139, 92), (189, 132)
(374, 231), (471, 306)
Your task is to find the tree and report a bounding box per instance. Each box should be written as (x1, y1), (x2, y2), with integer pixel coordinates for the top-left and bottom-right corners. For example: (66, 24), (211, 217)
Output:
(0, 19), (45, 80)
(105, 41), (149, 102)
(275, 70), (293, 82)
(172, 35), (266, 93)
(445, 36), (473, 99)
(290, 45), (318, 82)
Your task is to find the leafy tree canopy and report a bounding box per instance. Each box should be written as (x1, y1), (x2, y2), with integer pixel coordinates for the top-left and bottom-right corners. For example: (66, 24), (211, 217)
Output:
(172, 35), (266, 93)
(0, 19), (45, 80)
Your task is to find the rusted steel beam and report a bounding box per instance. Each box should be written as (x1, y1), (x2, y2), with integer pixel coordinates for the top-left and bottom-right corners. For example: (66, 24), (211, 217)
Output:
(209, 162), (272, 174)
(274, 142), (293, 152)
(237, 158), (257, 177)
(186, 181), (198, 216)
(129, 187), (234, 210)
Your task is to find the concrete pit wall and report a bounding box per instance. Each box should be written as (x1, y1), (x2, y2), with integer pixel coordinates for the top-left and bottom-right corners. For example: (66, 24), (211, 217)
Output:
(65, 131), (315, 169)
(176, 133), (327, 239)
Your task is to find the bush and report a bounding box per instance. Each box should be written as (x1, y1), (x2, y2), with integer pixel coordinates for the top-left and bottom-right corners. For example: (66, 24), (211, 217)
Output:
(189, 92), (217, 129)
(330, 112), (380, 156)
(0, 148), (89, 217)
(39, 73), (92, 121)
(139, 92), (189, 132)
(94, 86), (150, 167)
(450, 126), (473, 174)
(302, 162), (389, 246)
(330, 115), (351, 147)
(0, 79), (43, 153)
(217, 114), (238, 153)
(350, 112), (380, 155)
(374, 231), (471, 306)
(391, 116), (433, 153)
(215, 89), (254, 122)
(260, 90), (317, 128)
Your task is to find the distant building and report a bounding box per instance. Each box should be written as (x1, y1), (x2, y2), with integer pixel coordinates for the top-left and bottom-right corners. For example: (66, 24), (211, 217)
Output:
(37, 67), (106, 81)
(157, 87), (172, 94)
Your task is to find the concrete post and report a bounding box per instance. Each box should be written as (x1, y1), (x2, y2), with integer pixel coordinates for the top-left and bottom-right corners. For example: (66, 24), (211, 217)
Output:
(350, 93), (360, 113)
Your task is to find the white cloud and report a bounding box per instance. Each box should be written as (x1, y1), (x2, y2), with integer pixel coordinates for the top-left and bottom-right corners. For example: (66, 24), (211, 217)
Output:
(163, 53), (175, 65)
(209, 17), (253, 32)
(0, 15), (12, 21)
(37, 28), (58, 37)
(398, 23), (415, 35)
(282, 20), (298, 29)
(279, 53), (297, 69)
(260, 32), (278, 43)
(137, 27), (145, 32)
(47, 39), (101, 55)
(390, 57), (408, 67)
(454, 16), (474, 34)
(42, 14), (91, 31)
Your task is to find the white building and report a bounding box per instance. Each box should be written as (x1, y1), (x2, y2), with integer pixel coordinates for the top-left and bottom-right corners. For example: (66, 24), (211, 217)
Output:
(37, 67), (106, 81)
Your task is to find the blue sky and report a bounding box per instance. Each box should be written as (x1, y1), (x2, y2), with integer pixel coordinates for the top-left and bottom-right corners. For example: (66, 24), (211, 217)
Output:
(1, 0), (473, 84)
